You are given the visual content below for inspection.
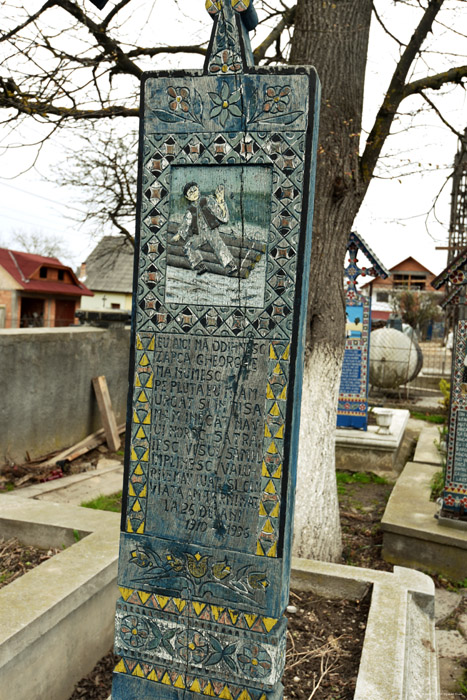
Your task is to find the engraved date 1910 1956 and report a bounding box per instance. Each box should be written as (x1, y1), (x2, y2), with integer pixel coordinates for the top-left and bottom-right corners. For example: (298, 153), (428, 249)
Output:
(163, 501), (251, 539)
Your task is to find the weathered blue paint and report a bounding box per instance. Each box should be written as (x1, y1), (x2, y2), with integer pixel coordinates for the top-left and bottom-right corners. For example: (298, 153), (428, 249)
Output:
(337, 232), (388, 431)
(433, 250), (467, 522)
(112, 3), (320, 698)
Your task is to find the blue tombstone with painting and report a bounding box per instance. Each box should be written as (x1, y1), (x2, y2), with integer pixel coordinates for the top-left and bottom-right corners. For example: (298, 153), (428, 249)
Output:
(111, 2), (320, 699)
(433, 248), (467, 524)
(337, 232), (388, 430)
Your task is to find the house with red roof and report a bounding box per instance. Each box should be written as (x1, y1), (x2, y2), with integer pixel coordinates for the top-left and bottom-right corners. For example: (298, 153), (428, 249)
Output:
(360, 256), (442, 322)
(0, 247), (93, 328)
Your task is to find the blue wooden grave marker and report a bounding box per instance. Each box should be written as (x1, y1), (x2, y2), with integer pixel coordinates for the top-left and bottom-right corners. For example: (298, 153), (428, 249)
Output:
(111, 2), (320, 698)
(337, 232), (388, 430)
(433, 249), (467, 523)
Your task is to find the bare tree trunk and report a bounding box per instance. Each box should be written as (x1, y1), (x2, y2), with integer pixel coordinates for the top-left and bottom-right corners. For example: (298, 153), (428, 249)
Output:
(290, 0), (373, 560)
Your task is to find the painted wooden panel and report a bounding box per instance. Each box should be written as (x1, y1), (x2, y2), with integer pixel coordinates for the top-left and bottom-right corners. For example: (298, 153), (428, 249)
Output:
(441, 320), (467, 520)
(112, 3), (320, 699)
(337, 233), (388, 431)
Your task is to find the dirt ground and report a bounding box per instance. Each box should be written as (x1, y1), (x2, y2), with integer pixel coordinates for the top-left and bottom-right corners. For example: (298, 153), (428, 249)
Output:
(0, 443), (451, 699)
(1, 474), (377, 700)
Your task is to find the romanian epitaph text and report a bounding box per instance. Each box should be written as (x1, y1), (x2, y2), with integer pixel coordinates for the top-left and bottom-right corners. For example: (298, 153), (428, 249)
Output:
(432, 249), (467, 522)
(441, 321), (467, 518)
(111, 2), (320, 698)
(337, 233), (387, 430)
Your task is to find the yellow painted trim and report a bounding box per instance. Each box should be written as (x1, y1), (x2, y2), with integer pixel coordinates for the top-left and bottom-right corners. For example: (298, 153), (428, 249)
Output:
(134, 464), (144, 475)
(275, 424), (284, 439)
(272, 464), (282, 479)
(267, 541), (277, 557)
(262, 617), (278, 632)
(270, 502), (280, 518)
(138, 591), (151, 604)
(132, 664), (145, 678)
(203, 682), (216, 696)
(173, 597), (186, 612)
(174, 675), (185, 689)
(148, 336), (155, 351)
(161, 671), (171, 685)
(119, 587), (134, 601)
(156, 595), (169, 609)
(244, 613), (257, 628)
(267, 441), (277, 454)
(140, 353), (150, 367)
(269, 344), (277, 360)
(219, 685), (233, 700)
(114, 658), (127, 674)
(193, 601), (207, 616)
(136, 522), (145, 535)
(190, 679), (202, 693)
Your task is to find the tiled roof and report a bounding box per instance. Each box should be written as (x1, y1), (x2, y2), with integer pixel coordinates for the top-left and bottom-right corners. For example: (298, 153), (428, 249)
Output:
(0, 247), (93, 296)
(82, 236), (134, 294)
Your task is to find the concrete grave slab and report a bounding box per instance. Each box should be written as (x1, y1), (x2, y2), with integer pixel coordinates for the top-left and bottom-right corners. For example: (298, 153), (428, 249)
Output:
(381, 461), (467, 579)
(7, 459), (123, 505)
(413, 423), (443, 466)
(335, 408), (409, 476)
(107, 558), (439, 700)
(435, 588), (462, 625)
(0, 495), (120, 700)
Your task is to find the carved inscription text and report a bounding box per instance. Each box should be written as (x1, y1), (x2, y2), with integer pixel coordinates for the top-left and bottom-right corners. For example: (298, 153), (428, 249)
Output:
(144, 335), (269, 548)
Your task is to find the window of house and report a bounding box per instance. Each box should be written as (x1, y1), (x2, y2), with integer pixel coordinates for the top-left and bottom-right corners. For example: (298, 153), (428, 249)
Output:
(376, 291), (389, 303)
(58, 269), (64, 281)
(39, 267), (47, 279)
(392, 273), (426, 290)
(111, 303), (121, 309)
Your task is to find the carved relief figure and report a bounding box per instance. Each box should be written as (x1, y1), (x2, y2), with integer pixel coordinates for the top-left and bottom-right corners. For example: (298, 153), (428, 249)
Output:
(172, 182), (238, 276)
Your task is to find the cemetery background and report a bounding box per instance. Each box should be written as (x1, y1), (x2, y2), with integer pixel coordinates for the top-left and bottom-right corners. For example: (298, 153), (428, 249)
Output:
(0, 1), (467, 696)
(1, 0), (466, 564)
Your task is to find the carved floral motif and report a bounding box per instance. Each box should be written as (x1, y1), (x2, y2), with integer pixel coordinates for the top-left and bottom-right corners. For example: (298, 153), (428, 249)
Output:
(151, 86), (203, 125)
(117, 614), (275, 679)
(209, 81), (242, 125)
(248, 85), (303, 126)
(128, 545), (269, 602)
(237, 643), (272, 678)
(209, 49), (242, 74)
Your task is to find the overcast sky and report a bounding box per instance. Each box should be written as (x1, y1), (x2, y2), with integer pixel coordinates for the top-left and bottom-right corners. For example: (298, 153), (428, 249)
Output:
(0, 0), (465, 274)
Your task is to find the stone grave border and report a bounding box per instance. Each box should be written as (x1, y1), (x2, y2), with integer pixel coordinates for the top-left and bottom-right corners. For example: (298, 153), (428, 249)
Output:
(0, 489), (438, 700)
(381, 422), (467, 580)
(0, 495), (120, 700)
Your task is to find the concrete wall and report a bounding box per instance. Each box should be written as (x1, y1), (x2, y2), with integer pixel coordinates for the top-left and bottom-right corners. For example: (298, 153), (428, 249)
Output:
(0, 327), (131, 465)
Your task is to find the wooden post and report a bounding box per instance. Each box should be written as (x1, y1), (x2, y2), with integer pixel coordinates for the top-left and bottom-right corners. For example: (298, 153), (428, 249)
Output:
(111, 3), (320, 699)
(92, 375), (121, 452)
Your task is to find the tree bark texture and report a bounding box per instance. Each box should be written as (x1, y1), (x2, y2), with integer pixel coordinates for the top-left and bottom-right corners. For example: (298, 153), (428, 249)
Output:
(289, 0), (373, 560)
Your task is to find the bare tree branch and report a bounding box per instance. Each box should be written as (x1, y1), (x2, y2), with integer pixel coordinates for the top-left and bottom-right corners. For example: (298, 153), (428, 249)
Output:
(361, 0), (446, 185)
(403, 65), (467, 97)
(253, 4), (296, 63)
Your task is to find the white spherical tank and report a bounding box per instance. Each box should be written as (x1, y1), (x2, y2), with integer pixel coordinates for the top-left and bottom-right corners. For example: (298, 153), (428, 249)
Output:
(369, 327), (422, 389)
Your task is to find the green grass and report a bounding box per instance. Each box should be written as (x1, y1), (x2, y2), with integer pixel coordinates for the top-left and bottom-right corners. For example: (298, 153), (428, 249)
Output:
(430, 469), (444, 501)
(336, 470), (388, 495)
(410, 411), (446, 424)
(80, 492), (122, 512)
